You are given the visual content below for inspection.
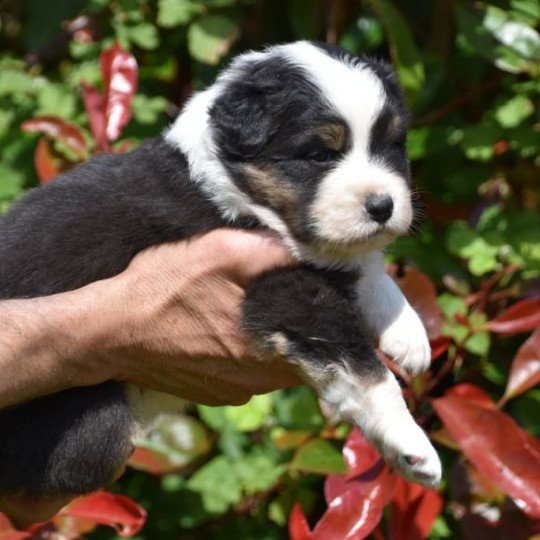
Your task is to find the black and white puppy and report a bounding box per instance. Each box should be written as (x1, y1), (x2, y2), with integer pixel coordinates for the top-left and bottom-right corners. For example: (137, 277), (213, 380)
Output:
(0, 41), (441, 498)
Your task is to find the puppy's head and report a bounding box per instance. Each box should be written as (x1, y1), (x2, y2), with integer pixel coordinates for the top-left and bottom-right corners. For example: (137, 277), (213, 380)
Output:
(169, 41), (413, 265)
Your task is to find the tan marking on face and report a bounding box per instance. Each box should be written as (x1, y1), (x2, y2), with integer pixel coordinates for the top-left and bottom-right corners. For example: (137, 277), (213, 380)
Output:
(244, 165), (302, 233)
(318, 122), (348, 151)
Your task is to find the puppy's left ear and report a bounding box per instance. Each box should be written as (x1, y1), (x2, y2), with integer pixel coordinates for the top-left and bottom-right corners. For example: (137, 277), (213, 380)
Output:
(209, 61), (287, 159)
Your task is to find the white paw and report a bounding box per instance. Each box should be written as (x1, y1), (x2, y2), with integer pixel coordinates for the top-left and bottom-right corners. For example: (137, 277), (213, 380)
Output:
(320, 367), (441, 488)
(379, 307), (431, 375)
(376, 421), (442, 488)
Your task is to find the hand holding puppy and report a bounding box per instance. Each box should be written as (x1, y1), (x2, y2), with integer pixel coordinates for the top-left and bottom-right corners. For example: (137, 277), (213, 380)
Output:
(0, 230), (300, 526)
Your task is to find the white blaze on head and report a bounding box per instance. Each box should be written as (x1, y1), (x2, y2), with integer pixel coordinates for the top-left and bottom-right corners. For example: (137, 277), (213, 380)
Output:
(279, 42), (413, 250)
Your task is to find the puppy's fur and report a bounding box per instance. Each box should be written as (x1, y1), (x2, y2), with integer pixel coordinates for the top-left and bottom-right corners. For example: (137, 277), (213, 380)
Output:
(0, 41), (441, 496)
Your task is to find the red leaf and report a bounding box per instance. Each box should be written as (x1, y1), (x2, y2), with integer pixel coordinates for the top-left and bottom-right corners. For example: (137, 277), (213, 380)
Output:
(324, 429), (395, 505)
(81, 81), (108, 151)
(450, 463), (540, 540)
(503, 329), (540, 402)
(0, 514), (30, 540)
(57, 491), (146, 537)
(394, 267), (443, 340)
(390, 476), (443, 540)
(446, 383), (497, 410)
(289, 504), (312, 540)
(128, 447), (188, 476)
(21, 116), (87, 159)
(311, 490), (384, 540)
(430, 336), (451, 360)
(100, 42), (138, 143)
(340, 428), (380, 475)
(291, 430), (395, 540)
(454, 312), (469, 326)
(33, 138), (62, 182)
(487, 297), (540, 334)
(433, 395), (540, 518)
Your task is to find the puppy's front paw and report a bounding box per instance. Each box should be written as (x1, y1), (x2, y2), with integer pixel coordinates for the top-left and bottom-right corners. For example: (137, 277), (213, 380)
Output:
(379, 421), (442, 488)
(379, 306), (431, 375)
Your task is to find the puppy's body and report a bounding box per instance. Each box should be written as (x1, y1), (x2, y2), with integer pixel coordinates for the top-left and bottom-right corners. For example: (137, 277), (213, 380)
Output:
(0, 42), (441, 496)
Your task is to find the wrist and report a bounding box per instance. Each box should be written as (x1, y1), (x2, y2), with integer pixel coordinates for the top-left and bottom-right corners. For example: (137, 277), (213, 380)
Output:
(55, 277), (134, 385)
(0, 295), (99, 407)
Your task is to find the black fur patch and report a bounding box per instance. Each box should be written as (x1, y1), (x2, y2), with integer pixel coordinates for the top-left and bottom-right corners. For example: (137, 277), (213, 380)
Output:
(0, 139), (228, 496)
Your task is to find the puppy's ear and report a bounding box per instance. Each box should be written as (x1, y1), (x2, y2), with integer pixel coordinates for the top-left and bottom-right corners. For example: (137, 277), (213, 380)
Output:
(209, 62), (287, 159)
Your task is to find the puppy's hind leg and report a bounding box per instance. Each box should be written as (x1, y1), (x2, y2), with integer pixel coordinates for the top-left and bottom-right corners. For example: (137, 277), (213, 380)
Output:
(0, 382), (135, 498)
(243, 267), (441, 487)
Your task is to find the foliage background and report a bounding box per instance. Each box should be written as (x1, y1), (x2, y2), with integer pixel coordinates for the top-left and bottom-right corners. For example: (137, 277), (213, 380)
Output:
(1, 0), (540, 538)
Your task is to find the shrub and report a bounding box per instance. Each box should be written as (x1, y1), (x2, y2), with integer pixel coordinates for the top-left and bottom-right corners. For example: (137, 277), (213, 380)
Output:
(1, 1), (539, 538)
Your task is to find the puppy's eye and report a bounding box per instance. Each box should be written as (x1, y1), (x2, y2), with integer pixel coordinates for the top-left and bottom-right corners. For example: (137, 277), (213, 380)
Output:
(308, 149), (340, 163)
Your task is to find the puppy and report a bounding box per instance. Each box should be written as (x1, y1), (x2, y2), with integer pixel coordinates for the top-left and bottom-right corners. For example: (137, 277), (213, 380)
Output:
(0, 41), (441, 498)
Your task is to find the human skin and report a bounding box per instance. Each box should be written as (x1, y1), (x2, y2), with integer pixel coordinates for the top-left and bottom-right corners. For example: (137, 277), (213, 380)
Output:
(0, 229), (301, 524)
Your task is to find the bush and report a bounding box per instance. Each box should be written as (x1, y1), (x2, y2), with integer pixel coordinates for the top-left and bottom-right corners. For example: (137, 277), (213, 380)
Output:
(1, 1), (539, 538)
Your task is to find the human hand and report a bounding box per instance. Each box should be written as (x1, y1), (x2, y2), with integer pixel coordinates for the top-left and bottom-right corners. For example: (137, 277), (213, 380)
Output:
(94, 228), (302, 404)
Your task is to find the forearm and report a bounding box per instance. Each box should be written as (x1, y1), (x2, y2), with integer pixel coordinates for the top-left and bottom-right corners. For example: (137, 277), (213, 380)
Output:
(0, 284), (117, 409)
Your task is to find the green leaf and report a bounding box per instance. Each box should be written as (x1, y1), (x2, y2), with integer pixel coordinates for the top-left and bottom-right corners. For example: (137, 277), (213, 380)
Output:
(438, 292), (469, 342)
(160, 474), (185, 492)
(406, 127), (429, 160)
(437, 293), (467, 318)
(0, 109), (14, 136)
(484, 6), (540, 60)
(370, 0), (425, 103)
(157, 0), (204, 27)
(187, 449), (284, 514)
(132, 95), (168, 124)
(457, 6), (523, 73)
(35, 84), (77, 119)
(187, 455), (243, 514)
(272, 387), (324, 431)
(197, 404), (228, 431)
(132, 414), (212, 472)
(508, 125), (540, 157)
(511, 0), (540, 25)
(202, 0), (237, 6)
(290, 438), (347, 475)
(430, 515), (452, 539)
(446, 221), (480, 257)
(495, 95), (534, 128)
(483, 362), (507, 386)
(197, 404), (248, 458)
(234, 449), (286, 494)
(224, 394), (272, 432)
(128, 23), (160, 50)
(340, 15), (385, 54)
(460, 122), (503, 161)
(465, 331), (491, 356)
(0, 164), (25, 201)
(188, 15), (239, 65)
(468, 247), (499, 276)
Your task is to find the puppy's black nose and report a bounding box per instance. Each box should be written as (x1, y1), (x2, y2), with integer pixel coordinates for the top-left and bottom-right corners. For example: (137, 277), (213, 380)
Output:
(365, 194), (394, 223)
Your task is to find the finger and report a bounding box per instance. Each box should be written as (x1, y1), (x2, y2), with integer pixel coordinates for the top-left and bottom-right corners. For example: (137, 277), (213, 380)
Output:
(207, 229), (298, 284)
